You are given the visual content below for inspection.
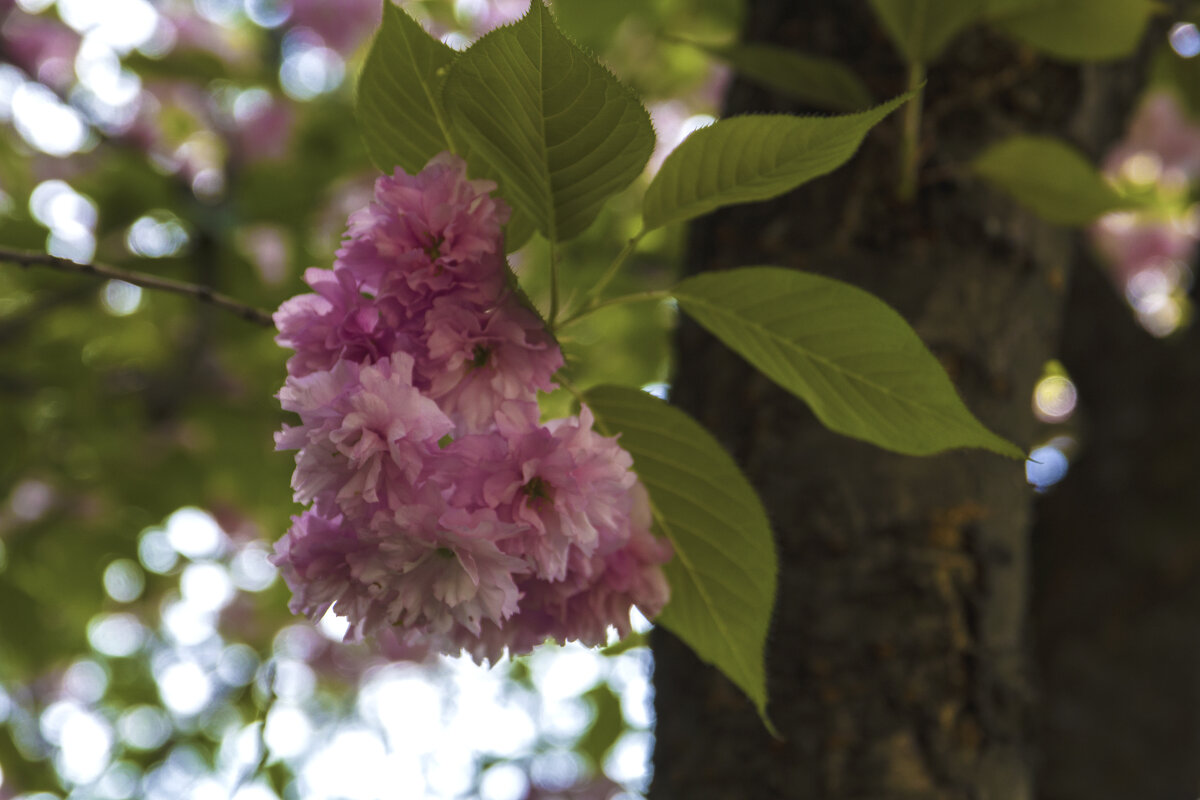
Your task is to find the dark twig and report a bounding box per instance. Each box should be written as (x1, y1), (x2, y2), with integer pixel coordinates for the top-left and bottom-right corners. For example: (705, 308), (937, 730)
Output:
(0, 247), (275, 327)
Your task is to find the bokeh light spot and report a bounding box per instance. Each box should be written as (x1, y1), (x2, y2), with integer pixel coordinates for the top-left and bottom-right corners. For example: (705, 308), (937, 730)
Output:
(138, 527), (178, 574)
(1170, 22), (1200, 57)
(480, 763), (528, 800)
(103, 559), (145, 602)
(1026, 444), (1070, 492)
(1033, 374), (1078, 423)
(157, 661), (213, 716)
(118, 705), (172, 751)
(166, 507), (224, 559)
(101, 280), (143, 316)
(88, 613), (146, 657)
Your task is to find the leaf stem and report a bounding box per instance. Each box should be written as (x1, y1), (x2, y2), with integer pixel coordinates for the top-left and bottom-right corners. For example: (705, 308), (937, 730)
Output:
(588, 230), (644, 301)
(557, 289), (671, 329)
(899, 61), (925, 202)
(548, 243), (560, 329)
(0, 247), (275, 327)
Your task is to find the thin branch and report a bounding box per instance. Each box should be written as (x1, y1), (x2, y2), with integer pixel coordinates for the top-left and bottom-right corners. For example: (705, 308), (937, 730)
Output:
(0, 247), (275, 327)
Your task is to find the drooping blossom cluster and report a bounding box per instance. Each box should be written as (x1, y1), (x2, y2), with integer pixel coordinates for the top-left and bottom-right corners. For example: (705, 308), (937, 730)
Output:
(271, 153), (671, 662)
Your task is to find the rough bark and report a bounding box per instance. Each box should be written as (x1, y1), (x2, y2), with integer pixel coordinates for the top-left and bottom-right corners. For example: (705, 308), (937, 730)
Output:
(1032, 244), (1200, 799)
(650, 3), (1148, 798)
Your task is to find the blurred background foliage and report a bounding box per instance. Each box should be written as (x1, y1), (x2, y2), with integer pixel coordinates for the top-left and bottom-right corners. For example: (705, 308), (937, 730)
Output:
(0, 0), (744, 797)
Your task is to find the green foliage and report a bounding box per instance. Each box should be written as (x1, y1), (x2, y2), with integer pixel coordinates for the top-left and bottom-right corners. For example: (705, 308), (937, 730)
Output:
(679, 40), (872, 111)
(973, 135), (1140, 225)
(672, 267), (1024, 457)
(585, 384), (777, 733)
(642, 93), (912, 232)
(578, 682), (625, 768)
(550, 0), (644, 53)
(357, 2), (459, 174)
(442, 0), (655, 242)
(1151, 47), (1200, 120)
(869, 0), (986, 63)
(986, 0), (1157, 61)
(600, 629), (648, 655)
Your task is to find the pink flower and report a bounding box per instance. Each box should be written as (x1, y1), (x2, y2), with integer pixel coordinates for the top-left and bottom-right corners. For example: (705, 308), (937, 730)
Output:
(277, 354), (453, 517)
(274, 267), (414, 377)
(273, 509), (392, 639)
(361, 506), (528, 637)
(422, 295), (562, 433)
(505, 483), (672, 650)
(446, 406), (642, 583)
(273, 152), (672, 660)
(337, 153), (510, 303)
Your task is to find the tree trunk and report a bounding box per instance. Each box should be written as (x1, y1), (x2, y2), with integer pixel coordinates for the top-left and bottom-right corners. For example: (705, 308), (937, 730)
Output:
(1032, 241), (1200, 799)
(651, 3), (1150, 797)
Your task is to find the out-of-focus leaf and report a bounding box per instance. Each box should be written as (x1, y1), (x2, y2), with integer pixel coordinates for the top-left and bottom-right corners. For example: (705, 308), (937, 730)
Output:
(973, 135), (1141, 224)
(124, 50), (235, 83)
(672, 267), (1024, 457)
(586, 384), (777, 734)
(684, 39), (872, 111)
(986, 0), (1157, 61)
(869, 0), (986, 63)
(550, 0), (643, 52)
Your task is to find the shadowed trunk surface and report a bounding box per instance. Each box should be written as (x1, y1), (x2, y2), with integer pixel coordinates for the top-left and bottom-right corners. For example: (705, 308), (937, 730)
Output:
(650, 3), (1151, 798)
(1031, 245), (1200, 799)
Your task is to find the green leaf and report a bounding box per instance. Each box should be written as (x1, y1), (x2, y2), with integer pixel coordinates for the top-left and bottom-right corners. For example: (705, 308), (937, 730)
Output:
(869, 0), (986, 63)
(973, 135), (1139, 225)
(356, 3), (458, 174)
(550, 0), (644, 53)
(986, 0), (1157, 61)
(672, 268), (1024, 457)
(585, 384), (777, 733)
(442, 1), (655, 242)
(354, 4), (537, 252)
(642, 93), (912, 232)
(682, 39), (872, 111)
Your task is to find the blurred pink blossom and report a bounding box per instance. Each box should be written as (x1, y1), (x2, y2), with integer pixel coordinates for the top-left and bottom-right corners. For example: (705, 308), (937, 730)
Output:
(1, 11), (81, 90)
(288, 0), (381, 54)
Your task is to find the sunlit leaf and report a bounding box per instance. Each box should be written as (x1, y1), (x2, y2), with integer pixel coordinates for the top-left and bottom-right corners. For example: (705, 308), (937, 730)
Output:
(355, 5), (536, 250)
(357, 2), (458, 174)
(642, 93), (911, 232)
(681, 39), (872, 111)
(672, 267), (1024, 457)
(973, 135), (1139, 225)
(442, 0), (654, 242)
(986, 0), (1157, 61)
(585, 384), (777, 733)
(869, 0), (986, 63)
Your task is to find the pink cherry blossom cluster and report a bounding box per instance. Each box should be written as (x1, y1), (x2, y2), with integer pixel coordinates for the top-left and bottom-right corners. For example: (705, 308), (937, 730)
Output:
(271, 153), (671, 662)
